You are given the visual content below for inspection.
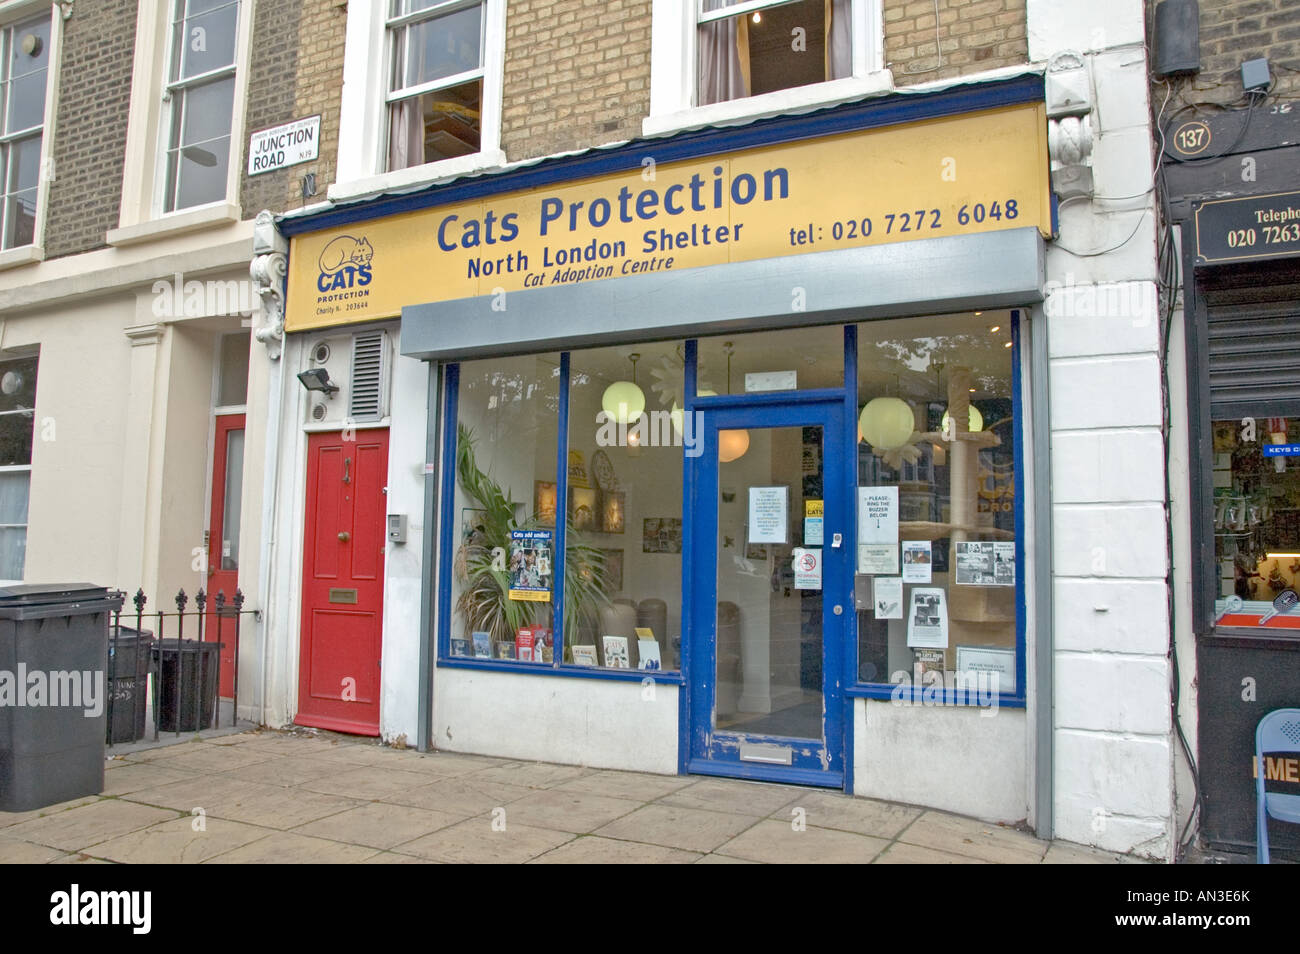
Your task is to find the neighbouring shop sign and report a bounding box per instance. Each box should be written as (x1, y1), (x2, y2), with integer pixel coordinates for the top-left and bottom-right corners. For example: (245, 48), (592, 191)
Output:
(1194, 189), (1300, 265)
(285, 103), (1052, 332)
(248, 115), (321, 176)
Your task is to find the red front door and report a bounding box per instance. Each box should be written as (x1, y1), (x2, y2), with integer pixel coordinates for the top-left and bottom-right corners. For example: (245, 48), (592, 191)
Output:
(207, 413), (245, 697)
(296, 429), (388, 735)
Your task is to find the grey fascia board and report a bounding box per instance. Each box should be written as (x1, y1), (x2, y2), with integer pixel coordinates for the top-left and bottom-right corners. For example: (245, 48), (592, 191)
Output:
(400, 227), (1045, 361)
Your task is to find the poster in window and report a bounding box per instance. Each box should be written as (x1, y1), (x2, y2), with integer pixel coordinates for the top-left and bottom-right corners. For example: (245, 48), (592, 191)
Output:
(602, 491), (625, 533)
(748, 486), (789, 543)
(569, 487), (598, 530)
(901, 540), (932, 583)
(954, 541), (1015, 586)
(907, 588), (949, 648)
(508, 529), (552, 601)
(533, 481), (557, 527)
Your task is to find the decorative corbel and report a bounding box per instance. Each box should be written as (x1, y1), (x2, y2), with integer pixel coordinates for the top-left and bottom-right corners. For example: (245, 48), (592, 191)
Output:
(250, 210), (288, 360)
(58, 1), (74, 20)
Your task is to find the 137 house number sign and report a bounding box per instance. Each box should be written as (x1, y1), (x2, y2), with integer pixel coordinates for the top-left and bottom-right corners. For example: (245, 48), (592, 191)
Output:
(1194, 190), (1300, 265)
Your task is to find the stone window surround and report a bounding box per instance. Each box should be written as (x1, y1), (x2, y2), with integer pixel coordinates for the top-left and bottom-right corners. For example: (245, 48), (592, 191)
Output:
(109, 0), (256, 246)
(330, 0), (508, 204)
(643, 0), (893, 139)
(0, 0), (64, 272)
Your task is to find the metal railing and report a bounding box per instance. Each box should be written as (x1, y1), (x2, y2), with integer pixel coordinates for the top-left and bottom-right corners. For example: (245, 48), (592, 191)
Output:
(106, 588), (254, 747)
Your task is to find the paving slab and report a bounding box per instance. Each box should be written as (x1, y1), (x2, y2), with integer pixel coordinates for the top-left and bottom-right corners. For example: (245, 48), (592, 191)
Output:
(0, 796), (100, 830)
(218, 755), (344, 787)
(101, 761), (197, 797)
(1042, 841), (1136, 864)
(494, 789), (642, 834)
(199, 784), (364, 830)
(874, 842), (989, 864)
(396, 817), (574, 864)
(2, 799), (179, 853)
(467, 760), (595, 790)
(294, 802), (464, 849)
(554, 769), (696, 801)
(780, 791), (922, 839)
(87, 815), (274, 864)
(159, 745), (278, 775)
(203, 831), (379, 864)
(121, 774), (260, 813)
(530, 836), (701, 864)
(593, 802), (759, 853)
(0, 835), (67, 863)
(660, 777), (804, 817)
(384, 776), (535, 816)
(715, 819), (891, 864)
(298, 765), (436, 800)
(896, 811), (1049, 864)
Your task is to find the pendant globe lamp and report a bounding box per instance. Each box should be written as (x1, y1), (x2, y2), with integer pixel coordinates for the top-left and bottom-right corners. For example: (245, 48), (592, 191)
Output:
(602, 353), (645, 425)
(719, 342), (749, 463)
(859, 396), (915, 451)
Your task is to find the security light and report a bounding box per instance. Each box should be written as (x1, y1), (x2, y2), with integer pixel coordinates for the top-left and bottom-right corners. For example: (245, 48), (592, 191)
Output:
(297, 368), (338, 397)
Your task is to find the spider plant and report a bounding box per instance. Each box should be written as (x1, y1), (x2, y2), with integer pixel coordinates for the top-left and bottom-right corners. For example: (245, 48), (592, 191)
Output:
(454, 423), (610, 650)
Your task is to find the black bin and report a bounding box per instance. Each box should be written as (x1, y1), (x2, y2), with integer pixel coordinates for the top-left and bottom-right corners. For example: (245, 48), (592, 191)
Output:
(0, 584), (123, 812)
(152, 639), (220, 732)
(106, 627), (154, 744)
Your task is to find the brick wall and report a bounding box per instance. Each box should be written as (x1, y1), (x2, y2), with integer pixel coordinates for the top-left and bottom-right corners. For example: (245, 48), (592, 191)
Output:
(1182, 0), (1300, 105)
(500, 0), (652, 161)
(240, 0), (346, 217)
(44, 0), (138, 260)
(289, 0), (347, 210)
(239, 0), (302, 217)
(884, 0), (1028, 87)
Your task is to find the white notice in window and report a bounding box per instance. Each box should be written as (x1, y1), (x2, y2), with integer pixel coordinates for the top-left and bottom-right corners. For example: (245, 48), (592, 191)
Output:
(748, 486), (788, 544)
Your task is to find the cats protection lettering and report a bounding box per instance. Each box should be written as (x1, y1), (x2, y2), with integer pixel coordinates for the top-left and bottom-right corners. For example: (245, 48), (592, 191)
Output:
(316, 235), (375, 299)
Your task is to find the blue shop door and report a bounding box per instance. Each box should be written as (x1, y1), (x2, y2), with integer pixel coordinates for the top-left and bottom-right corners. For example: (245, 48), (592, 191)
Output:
(687, 397), (848, 788)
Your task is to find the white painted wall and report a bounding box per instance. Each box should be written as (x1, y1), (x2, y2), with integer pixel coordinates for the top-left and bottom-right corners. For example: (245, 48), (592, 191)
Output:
(434, 668), (678, 773)
(379, 336), (429, 744)
(855, 699), (1028, 822)
(1030, 0), (1172, 859)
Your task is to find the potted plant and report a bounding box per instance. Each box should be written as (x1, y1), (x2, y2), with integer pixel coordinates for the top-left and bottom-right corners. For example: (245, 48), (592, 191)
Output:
(454, 424), (609, 657)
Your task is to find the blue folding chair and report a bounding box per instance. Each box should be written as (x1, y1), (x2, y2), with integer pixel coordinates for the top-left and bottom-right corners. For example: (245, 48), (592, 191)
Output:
(1256, 708), (1300, 864)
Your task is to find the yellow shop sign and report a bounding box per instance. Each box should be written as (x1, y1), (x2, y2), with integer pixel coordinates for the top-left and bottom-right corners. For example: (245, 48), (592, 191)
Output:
(285, 102), (1051, 333)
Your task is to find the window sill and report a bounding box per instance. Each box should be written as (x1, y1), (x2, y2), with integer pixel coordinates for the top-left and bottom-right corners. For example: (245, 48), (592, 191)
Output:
(107, 201), (243, 248)
(328, 149), (508, 204)
(438, 655), (685, 684)
(0, 245), (43, 272)
(642, 72), (895, 138)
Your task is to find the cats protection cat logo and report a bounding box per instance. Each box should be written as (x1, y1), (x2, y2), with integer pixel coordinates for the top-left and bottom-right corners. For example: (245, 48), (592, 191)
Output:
(316, 234), (375, 299)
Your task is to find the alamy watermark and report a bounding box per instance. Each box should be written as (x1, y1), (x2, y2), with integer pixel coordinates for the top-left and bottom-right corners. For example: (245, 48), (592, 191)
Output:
(151, 272), (262, 319)
(594, 409), (704, 457)
(0, 665), (104, 717)
(890, 665), (1001, 716)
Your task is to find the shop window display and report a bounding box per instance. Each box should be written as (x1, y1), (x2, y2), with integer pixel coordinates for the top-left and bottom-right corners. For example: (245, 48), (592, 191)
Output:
(565, 343), (686, 672)
(448, 354), (559, 661)
(1211, 417), (1300, 629)
(853, 314), (1019, 698)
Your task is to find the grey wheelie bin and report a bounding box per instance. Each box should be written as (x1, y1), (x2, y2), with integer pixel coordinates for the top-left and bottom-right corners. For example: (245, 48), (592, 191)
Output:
(0, 584), (124, 812)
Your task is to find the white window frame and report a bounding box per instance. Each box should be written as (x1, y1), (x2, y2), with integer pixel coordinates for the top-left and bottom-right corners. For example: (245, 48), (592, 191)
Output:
(332, 0), (506, 204)
(0, 0), (63, 271)
(0, 350), (38, 583)
(644, 0), (892, 138)
(110, 0), (253, 245)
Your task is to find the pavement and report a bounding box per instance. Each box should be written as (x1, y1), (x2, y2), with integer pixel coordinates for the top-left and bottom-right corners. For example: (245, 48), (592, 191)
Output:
(0, 728), (1141, 864)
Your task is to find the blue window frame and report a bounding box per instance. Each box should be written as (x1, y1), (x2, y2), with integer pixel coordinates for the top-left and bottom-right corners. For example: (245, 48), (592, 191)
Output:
(434, 312), (1028, 710)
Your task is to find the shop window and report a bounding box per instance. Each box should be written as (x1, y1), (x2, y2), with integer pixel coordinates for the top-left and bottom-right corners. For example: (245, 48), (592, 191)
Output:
(698, 0), (849, 105)
(565, 343), (685, 672)
(0, 9), (52, 250)
(386, 0), (486, 171)
(0, 355), (37, 581)
(853, 313), (1021, 700)
(1210, 418), (1300, 629)
(448, 354), (560, 662)
(697, 324), (845, 395)
(162, 0), (241, 213)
